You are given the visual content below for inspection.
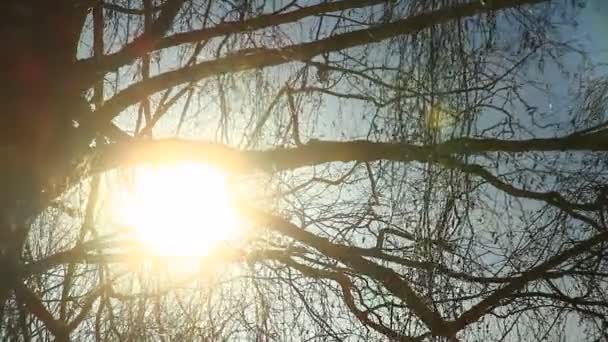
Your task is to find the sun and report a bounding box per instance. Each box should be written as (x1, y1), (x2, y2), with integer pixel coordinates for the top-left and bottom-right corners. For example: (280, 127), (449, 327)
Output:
(113, 162), (241, 257)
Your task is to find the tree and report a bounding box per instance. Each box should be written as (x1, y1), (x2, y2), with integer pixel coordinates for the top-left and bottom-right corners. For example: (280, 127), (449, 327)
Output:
(0, 0), (606, 340)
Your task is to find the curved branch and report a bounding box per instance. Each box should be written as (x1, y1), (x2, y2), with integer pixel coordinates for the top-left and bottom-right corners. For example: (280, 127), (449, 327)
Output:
(81, 0), (386, 74)
(450, 230), (608, 333)
(81, 0), (545, 136)
(246, 208), (450, 336)
(271, 253), (427, 341)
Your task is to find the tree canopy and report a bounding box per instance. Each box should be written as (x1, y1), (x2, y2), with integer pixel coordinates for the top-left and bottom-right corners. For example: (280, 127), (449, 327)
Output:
(0, 0), (606, 341)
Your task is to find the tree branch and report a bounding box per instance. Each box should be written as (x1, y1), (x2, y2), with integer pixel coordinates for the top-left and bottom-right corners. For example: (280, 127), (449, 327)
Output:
(79, 0), (186, 87)
(267, 252), (427, 341)
(91, 136), (607, 212)
(80, 0), (386, 74)
(14, 282), (67, 339)
(246, 208), (450, 336)
(449, 230), (608, 333)
(81, 0), (545, 137)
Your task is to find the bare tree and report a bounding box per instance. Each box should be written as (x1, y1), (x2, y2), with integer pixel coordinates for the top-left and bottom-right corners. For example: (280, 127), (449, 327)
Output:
(1, 0), (605, 341)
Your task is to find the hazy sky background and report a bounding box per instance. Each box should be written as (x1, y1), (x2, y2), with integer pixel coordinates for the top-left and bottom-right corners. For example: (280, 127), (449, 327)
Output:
(582, 0), (608, 60)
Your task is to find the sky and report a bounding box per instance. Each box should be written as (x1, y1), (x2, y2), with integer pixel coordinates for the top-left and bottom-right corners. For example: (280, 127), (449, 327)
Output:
(76, 2), (608, 339)
(583, 0), (608, 61)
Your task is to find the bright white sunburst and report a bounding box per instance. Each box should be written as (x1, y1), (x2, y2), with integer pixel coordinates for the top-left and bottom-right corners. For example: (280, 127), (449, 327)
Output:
(113, 162), (241, 257)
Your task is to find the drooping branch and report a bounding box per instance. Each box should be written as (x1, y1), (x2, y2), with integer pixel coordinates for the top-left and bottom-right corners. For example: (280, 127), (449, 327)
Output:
(245, 208), (450, 336)
(81, 0), (545, 137)
(449, 229), (608, 333)
(264, 251), (427, 341)
(246, 207), (608, 338)
(80, 0), (386, 75)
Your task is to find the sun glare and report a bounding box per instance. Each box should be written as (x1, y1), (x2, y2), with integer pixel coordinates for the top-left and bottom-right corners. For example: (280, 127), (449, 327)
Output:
(113, 162), (241, 257)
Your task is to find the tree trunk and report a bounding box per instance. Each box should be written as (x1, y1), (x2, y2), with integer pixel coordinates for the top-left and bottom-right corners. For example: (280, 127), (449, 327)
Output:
(0, 0), (87, 307)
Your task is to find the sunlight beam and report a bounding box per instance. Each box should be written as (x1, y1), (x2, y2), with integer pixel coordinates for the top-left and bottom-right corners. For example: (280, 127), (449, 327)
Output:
(113, 162), (241, 257)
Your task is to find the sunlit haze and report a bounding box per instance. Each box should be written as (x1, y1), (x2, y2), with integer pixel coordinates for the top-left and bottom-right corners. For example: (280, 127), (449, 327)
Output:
(113, 162), (241, 257)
